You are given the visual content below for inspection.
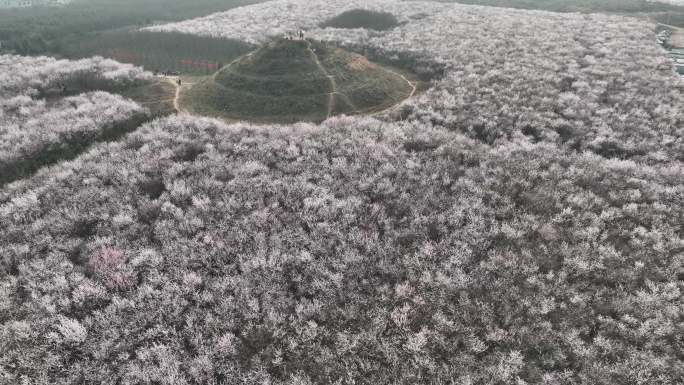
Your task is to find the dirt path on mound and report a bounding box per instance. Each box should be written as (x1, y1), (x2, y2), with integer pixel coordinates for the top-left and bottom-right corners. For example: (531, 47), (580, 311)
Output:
(154, 75), (196, 112)
(174, 84), (182, 111)
(371, 69), (418, 117)
(306, 40), (337, 118)
(387, 69), (417, 98)
(304, 39), (417, 118)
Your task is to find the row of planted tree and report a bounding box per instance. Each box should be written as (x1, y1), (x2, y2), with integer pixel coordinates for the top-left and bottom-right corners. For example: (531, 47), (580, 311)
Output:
(64, 30), (252, 75)
(110, 51), (222, 75)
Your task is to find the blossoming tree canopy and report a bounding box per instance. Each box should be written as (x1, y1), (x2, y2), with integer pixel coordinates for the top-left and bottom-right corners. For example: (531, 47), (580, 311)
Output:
(0, 55), (151, 98)
(0, 55), (151, 186)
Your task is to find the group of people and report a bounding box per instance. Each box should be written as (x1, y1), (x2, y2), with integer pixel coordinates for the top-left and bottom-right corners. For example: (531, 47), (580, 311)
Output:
(286, 30), (305, 40)
(154, 69), (181, 77)
(56, 82), (68, 92)
(151, 69), (182, 85)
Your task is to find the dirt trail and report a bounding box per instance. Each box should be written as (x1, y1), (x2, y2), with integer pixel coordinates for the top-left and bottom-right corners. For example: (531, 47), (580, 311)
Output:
(154, 75), (195, 112)
(304, 39), (417, 118)
(304, 38), (417, 118)
(387, 69), (417, 98)
(371, 69), (418, 117)
(306, 40), (336, 118)
(174, 85), (182, 111)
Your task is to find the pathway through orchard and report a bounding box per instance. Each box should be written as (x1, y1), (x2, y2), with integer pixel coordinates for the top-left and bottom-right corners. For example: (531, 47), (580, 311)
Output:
(371, 69), (418, 117)
(154, 75), (195, 111)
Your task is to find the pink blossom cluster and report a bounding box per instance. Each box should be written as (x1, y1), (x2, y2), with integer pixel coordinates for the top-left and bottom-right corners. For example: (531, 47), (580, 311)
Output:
(89, 247), (132, 291)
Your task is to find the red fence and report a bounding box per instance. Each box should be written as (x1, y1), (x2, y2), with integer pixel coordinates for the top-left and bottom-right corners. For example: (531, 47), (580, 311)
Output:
(111, 53), (218, 71)
(180, 60), (216, 68)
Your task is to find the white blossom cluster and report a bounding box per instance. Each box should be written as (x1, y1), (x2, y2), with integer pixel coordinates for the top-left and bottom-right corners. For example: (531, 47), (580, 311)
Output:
(148, 0), (684, 163)
(0, 92), (145, 170)
(0, 55), (151, 98)
(0, 55), (150, 185)
(1, 112), (684, 383)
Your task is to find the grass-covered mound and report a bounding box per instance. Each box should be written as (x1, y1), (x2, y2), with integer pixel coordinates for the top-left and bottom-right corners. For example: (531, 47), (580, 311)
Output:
(181, 38), (413, 123)
(320, 9), (400, 31)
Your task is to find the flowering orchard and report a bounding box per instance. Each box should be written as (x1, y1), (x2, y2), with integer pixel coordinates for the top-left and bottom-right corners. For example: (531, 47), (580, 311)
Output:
(0, 92), (147, 185)
(0, 55), (150, 186)
(2, 112), (683, 384)
(2, 0), (684, 384)
(0, 55), (151, 98)
(151, 0), (684, 164)
(145, 0), (406, 45)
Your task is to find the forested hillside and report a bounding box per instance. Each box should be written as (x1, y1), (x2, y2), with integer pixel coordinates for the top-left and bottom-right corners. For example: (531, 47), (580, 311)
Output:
(0, 0), (264, 58)
(0, 55), (150, 186)
(1, 0), (684, 384)
(431, 0), (684, 27)
(430, 0), (682, 13)
(0, 54), (149, 97)
(152, 0), (684, 164)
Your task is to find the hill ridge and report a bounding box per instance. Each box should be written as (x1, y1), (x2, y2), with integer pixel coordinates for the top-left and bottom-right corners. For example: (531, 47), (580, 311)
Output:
(306, 39), (337, 118)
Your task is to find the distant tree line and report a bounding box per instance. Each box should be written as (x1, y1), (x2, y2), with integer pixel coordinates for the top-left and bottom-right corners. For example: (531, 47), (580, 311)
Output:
(0, 0), (265, 56)
(433, 0), (684, 27)
(432, 0), (683, 13)
(62, 30), (252, 75)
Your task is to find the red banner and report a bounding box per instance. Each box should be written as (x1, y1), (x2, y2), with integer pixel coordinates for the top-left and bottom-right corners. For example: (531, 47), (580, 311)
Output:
(112, 53), (142, 59)
(181, 60), (215, 68)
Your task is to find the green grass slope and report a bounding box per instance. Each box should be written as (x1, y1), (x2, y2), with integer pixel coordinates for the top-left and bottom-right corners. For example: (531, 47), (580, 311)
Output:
(320, 9), (400, 31)
(182, 38), (414, 124)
